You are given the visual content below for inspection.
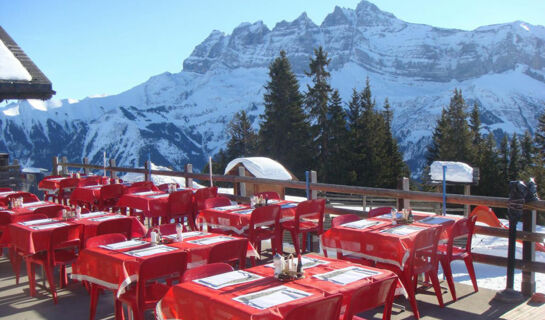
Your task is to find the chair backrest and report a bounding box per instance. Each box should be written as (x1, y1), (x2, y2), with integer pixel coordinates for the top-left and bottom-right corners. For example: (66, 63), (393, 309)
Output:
(100, 184), (125, 201)
(50, 224), (82, 264)
(6, 192), (39, 203)
(343, 276), (398, 320)
(33, 205), (67, 219)
(14, 214), (48, 223)
(331, 214), (360, 228)
(368, 207), (393, 218)
(203, 196), (231, 210)
(145, 223), (178, 237)
(294, 199), (326, 233)
(412, 226), (441, 270)
(254, 191), (280, 200)
(85, 233), (127, 248)
(447, 215), (478, 257)
(124, 186), (152, 194)
(0, 187), (12, 192)
(285, 294), (343, 320)
(136, 251), (188, 310)
(168, 190), (194, 217)
(59, 178), (80, 189)
(194, 187), (218, 211)
(249, 205), (280, 237)
(96, 218), (133, 239)
(181, 263), (234, 282)
(158, 183), (180, 192)
(130, 181), (158, 191)
(78, 179), (99, 187)
(207, 238), (248, 268)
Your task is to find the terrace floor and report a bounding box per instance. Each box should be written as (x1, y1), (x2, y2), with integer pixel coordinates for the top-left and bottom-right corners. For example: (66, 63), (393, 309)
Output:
(0, 253), (543, 320)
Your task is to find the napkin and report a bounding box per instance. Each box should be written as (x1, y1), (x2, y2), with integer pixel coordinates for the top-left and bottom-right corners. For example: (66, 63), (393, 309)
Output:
(313, 266), (379, 285)
(20, 218), (56, 226)
(419, 216), (452, 225)
(124, 245), (177, 257)
(195, 270), (263, 289)
(380, 225), (426, 236)
(233, 286), (311, 310)
(163, 231), (206, 239)
(213, 204), (245, 211)
(100, 239), (149, 250)
(341, 220), (382, 229)
(89, 215), (126, 222)
(29, 222), (69, 230)
(80, 211), (109, 218)
(186, 236), (235, 245)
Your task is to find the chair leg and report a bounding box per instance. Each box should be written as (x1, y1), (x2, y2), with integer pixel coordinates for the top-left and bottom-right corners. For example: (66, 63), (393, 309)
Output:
(114, 294), (125, 320)
(89, 284), (99, 320)
(44, 264), (58, 304)
(464, 256), (479, 292)
(440, 258), (457, 301)
(289, 230), (300, 256)
(301, 232), (307, 254)
(428, 270), (444, 308)
(403, 275), (420, 320)
(26, 260), (36, 297)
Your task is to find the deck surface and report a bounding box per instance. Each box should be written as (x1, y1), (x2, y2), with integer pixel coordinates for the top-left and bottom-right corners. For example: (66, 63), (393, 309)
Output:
(0, 253), (543, 320)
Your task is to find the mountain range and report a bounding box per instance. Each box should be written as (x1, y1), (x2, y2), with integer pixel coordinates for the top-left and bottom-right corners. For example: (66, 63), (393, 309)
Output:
(1, 0), (544, 178)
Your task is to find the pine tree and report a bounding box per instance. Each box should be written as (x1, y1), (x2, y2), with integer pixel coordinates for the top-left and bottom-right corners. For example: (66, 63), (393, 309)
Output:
(536, 111), (545, 158)
(508, 133), (521, 181)
(305, 47), (332, 181)
(381, 98), (409, 187)
(346, 89), (362, 184)
(226, 110), (258, 160)
(323, 90), (349, 184)
(469, 102), (482, 147)
(520, 131), (535, 172)
(259, 51), (312, 179)
(499, 134), (510, 182)
(473, 134), (505, 197)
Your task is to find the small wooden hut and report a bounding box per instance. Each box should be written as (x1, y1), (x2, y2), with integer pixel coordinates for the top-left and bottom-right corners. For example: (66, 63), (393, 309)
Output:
(0, 26), (55, 101)
(224, 157), (297, 199)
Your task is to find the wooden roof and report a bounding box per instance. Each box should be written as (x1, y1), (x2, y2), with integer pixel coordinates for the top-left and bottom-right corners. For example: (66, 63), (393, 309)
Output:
(0, 26), (55, 101)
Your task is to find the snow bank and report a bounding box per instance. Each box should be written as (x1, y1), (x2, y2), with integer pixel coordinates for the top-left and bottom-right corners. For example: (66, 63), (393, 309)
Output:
(430, 161), (474, 183)
(224, 157), (294, 180)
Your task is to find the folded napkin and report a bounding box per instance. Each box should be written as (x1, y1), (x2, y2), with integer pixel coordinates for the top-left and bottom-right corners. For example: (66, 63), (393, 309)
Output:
(233, 285), (311, 310)
(186, 236), (235, 245)
(29, 222), (69, 230)
(195, 270), (262, 289)
(20, 218), (56, 226)
(123, 245), (177, 257)
(341, 220), (382, 229)
(313, 266), (380, 285)
(101, 239), (149, 250)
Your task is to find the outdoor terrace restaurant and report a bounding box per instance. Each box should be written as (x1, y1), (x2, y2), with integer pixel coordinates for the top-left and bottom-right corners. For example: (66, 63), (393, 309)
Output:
(0, 156), (544, 320)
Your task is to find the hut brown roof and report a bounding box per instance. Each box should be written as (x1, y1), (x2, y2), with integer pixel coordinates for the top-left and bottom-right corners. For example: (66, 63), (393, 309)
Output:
(0, 26), (55, 101)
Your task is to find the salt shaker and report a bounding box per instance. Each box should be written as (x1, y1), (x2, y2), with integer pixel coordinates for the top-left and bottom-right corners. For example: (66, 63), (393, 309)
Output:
(150, 230), (158, 246)
(176, 223), (183, 242)
(391, 208), (397, 225)
(273, 253), (282, 277)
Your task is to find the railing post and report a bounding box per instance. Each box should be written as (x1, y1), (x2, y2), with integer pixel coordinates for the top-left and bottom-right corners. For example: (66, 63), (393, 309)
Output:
(109, 159), (117, 179)
(464, 185), (471, 217)
(238, 166), (246, 197)
(521, 209), (536, 296)
(310, 170), (317, 199)
(61, 156), (68, 175)
(398, 177), (410, 210)
(83, 157), (90, 176)
(185, 164), (193, 188)
(362, 196), (367, 212)
(52, 156), (59, 175)
(144, 161), (150, 181)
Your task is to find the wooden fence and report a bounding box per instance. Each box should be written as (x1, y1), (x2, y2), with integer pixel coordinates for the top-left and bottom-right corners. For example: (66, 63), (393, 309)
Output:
(54, 156), (545, 295)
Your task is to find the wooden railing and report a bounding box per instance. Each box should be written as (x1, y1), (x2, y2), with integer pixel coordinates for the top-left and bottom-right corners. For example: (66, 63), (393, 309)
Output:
(54, 156), (545, 295)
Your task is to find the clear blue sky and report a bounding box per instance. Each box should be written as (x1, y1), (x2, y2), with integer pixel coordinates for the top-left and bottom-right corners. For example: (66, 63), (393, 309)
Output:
(1, 0), (543, 100)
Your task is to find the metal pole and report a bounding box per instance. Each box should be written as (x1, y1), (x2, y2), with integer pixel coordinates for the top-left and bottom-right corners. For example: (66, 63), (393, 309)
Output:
(442, 165), (447, 215)
(305, 171), (310, 200)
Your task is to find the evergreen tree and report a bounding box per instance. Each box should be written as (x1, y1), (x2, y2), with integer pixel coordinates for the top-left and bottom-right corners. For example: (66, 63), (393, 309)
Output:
(499, 134), (510, 182)
(323, 90), (349, 184)
(259, 51), (312, 179)
(473, 134), (505, 197)
(381, 98), (409, 187)
(469, 102), (482, 146)
(536, 111), (545, 158)
(508, 133), (521, 181)
(346, 89), (362, 184)
(304, 47), (332, 181)
(226, 110), (258, 160)
(520, 131), (535, 172)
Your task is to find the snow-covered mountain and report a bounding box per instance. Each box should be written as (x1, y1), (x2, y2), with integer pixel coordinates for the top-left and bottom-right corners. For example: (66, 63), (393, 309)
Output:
(1, 0), (545, 177)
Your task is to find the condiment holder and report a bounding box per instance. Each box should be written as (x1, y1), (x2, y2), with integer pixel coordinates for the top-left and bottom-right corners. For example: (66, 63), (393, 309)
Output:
(274, 254), (304, 281)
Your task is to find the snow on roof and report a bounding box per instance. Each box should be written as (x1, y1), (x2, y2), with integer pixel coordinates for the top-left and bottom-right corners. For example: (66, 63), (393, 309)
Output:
(430, 161), (474, 183)
(121, 162), (202, 188)
(22, 167), (47, 173)
(224, 157), (294, 180)
(0, 39), (31, 81)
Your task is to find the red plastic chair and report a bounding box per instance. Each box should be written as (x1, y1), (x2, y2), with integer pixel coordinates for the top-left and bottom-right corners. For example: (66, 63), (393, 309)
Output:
(25, 224), (82, 303)
(6, 192), (40, 204)
(254, 191), (281, 200)
(181, 263), (234, 282)
(96, 218), (133, 239)
(376, 226), (444, 319)
(194, 186), (218, 212)
(58, 178), (79, 205)
(117, 251), (188, 320)
(243, 205), (281, 266)
(145, 223), (178, 237)
(331, 214), (360, 227)
(438, 215), (478, 301)
(368, 207), (393, 218)
(33, 205), (67, 219)
(284, 293), (343, 320)
(203, 196), (231, 209)
(207, 238), (248, 269)
(86, 233), (127, 320)
(342, 276), (398, 320)
(158, 183), (180, 192)
(280, 198), (326, 256)
(166, 190), (195, 230)
(99, 184), (125, 211)
(11, 214), (49, 283)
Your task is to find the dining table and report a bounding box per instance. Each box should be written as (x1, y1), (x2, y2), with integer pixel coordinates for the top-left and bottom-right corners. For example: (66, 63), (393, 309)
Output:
(71, 231), (258, 297)
(156, 253), (397, 320)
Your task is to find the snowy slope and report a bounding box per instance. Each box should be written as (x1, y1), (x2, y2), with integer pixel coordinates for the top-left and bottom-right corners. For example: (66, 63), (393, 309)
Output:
(1, 0), (544, 177)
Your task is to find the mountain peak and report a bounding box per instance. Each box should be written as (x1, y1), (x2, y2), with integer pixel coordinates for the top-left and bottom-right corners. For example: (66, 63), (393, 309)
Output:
(354, 0), (398, 27)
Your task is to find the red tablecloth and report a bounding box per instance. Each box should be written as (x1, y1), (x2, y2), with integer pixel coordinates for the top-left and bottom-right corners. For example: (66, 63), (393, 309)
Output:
(70, 185), (103, 206)
(196, 201), (297, 235)
(116, 191), (170, 218)
(72, 232), (258, 296)
(38, 176), (109, 193)
(7, 214), (146, 255)
(0, 201), (61, 245)
(321, 213), (457, 271)
(157, 254), (397, 320)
